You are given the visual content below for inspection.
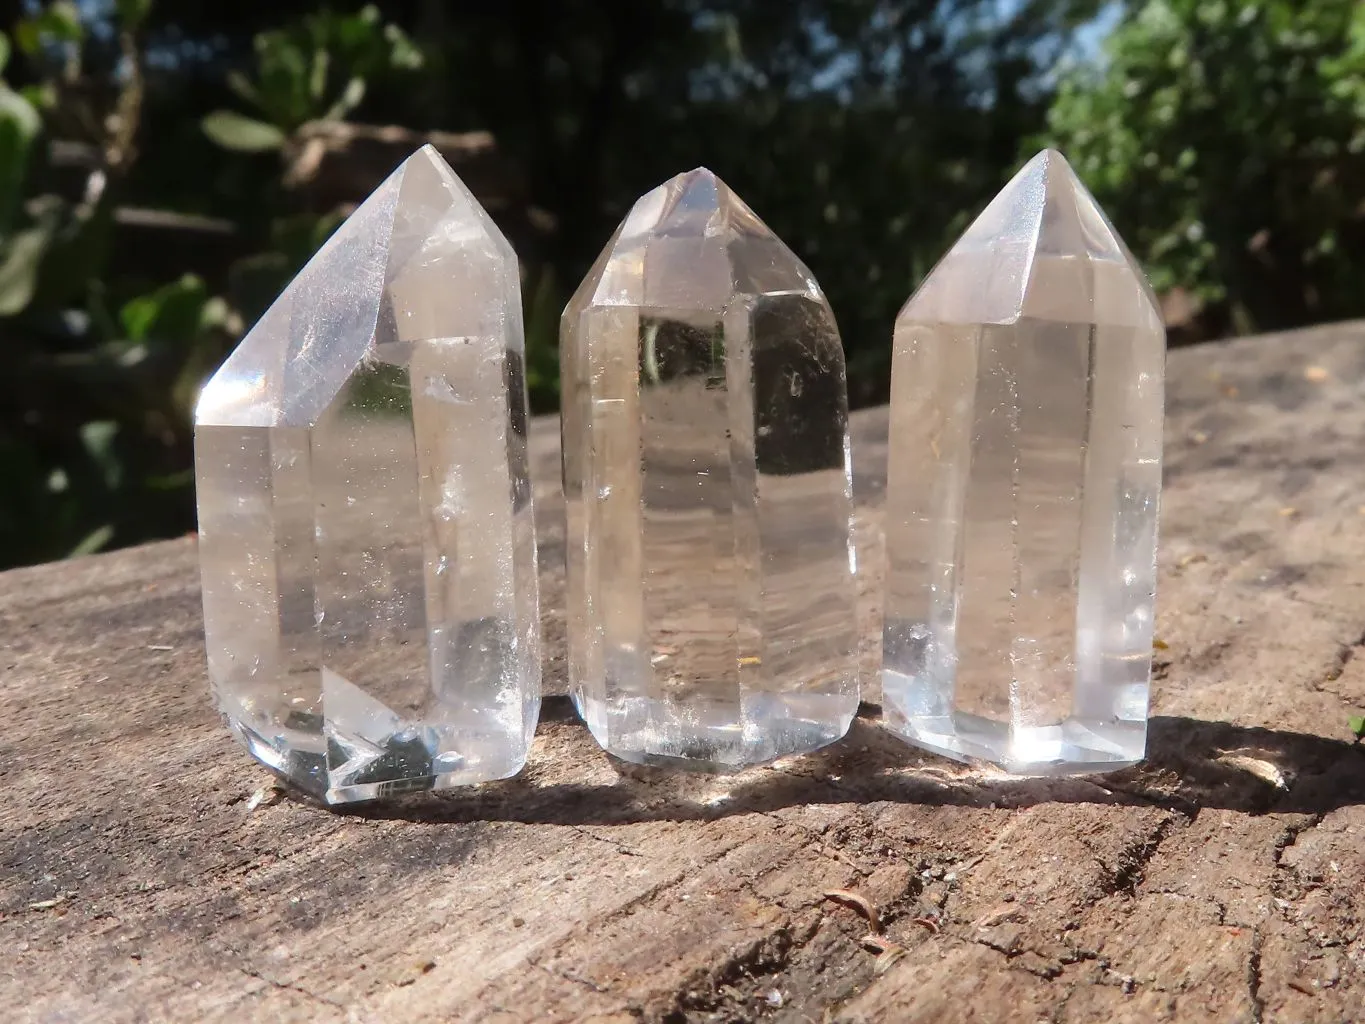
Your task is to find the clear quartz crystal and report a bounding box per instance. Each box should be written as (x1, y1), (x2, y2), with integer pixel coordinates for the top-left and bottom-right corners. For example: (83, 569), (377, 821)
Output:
(561, 168), (859, 770)
(881, 149), (1164, 775)
(194, 145), (540, 804)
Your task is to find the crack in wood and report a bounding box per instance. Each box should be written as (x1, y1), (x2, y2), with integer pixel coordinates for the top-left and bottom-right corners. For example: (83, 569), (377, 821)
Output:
(754, 810), (876, 876)
(535, 960), (611, 996)
(1100, 812), (1188, 898)
(1272, 813), (1327, 871)
(235, 966), (347, 1011)
(567, 825), (643, 857)
(1247, 925), (1266, 1024)
(663, 914), (820, 1021)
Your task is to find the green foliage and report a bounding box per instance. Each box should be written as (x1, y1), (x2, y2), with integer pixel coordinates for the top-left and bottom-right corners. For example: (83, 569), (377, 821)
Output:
(0, 0), (213, 564)
(418, 0), (1104, 405)
(0, 2), (432, 566)
(203, 5), (422, 150)
(0, 33), (39, 233)
(3, 0), (1365, 568)
(13, 1), (83, 55)
(115, 0), (153, 30)
(0, 53), (55, 321)
(0, 202), (55, 314)
(523, 267), (565, 411)
(201, 110), (286, 153)
(1351, 715), (1365, 742)
(1045, 0), (1365, 331)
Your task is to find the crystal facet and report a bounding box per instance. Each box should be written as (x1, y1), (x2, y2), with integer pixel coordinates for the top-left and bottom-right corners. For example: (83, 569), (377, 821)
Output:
(561, 168), (859, 770)
(881, 149), (1164, 775)
(195, 145), (540, 804)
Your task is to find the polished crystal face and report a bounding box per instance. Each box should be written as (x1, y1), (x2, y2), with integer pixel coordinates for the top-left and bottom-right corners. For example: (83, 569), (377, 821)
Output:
(561, 168), (859, 770)
(195, 145), (540, 804)
(881, 149), (1164, 775)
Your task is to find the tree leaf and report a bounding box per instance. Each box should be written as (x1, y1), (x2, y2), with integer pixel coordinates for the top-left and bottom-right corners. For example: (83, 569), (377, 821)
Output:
(323, 76), (365, 121)
(1350, 715), (1365, 740)
(47, 1), (83, 41)
(118, 294), (159, 344)
(225, 70), (261, 108)
(20, 82), (56, 112)
(201, 110), (287, 152)
(384, 25), (424, 71)
(119, 275), (210, 344)
(79, 421), (122, 492)
(309, 47), (330, 102)
(0, 31), (11, 75)
(16, 2), (84, 53)
(0, 220), (55, 316)
(68, 524), (114, 559)
(0, 86), (40, 230)
(12, 21), (38, 55)
(114, 0), (153, 30)
(253, 30), (313, 127)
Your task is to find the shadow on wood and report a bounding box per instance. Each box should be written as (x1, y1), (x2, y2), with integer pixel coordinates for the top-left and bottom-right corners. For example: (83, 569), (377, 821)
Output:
(329, 703), (1365, 826)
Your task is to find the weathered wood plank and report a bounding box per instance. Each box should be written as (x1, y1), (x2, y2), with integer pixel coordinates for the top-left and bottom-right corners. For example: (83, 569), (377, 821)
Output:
(2, 323), (1363, 1023)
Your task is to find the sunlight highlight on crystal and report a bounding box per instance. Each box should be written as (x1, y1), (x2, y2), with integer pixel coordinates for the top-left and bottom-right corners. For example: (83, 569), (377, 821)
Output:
(561, 168), (859, 770)
(195, 145), (540, 804)
(881, 149), (1165, 775)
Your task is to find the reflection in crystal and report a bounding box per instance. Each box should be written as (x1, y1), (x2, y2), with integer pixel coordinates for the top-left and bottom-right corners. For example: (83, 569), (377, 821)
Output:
(882, 149), (1164, 775)
(561, 168), (859, 770)
(195, 146), (540, 804)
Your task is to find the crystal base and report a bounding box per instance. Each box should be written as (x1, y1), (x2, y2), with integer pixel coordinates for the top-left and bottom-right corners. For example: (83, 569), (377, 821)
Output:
(881, 669), (1145, 776)
(575, 687), (855, 772)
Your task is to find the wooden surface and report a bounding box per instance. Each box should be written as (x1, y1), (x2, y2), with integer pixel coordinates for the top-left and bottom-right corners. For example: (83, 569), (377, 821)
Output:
(3, 323), (1365, 1023)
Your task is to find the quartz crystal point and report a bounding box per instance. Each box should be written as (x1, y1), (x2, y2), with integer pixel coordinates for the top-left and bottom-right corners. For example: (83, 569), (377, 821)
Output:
(195, 145), (540, 804)
(882, 149), (1164, 775)
(561, 168), (859, 770)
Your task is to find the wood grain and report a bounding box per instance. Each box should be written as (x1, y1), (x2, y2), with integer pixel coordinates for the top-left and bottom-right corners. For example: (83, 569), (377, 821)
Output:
(2, 322), (1364, 1023)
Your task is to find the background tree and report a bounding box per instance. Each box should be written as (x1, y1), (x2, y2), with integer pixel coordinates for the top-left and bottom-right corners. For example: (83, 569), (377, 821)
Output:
(1046, 0), (1365, 336)
(1, 0), (1363, 569)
